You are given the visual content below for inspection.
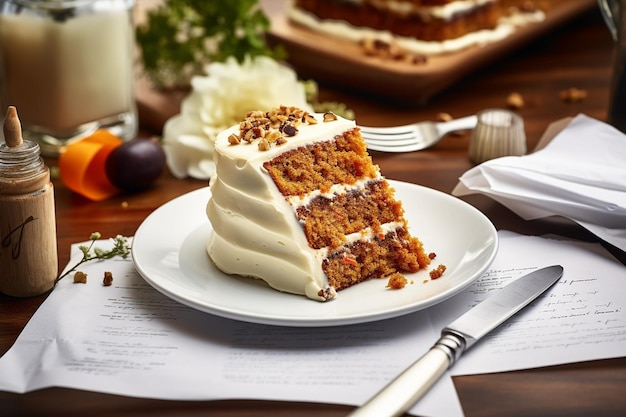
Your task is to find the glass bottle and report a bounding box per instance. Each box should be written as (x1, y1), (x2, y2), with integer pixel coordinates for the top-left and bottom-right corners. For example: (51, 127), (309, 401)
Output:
(0, 0), (137, 156)
(0, 106), (58, 296)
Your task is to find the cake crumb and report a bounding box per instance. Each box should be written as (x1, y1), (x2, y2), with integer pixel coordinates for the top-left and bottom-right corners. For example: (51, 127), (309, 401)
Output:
(560, 87), (587, 102)
(506, 92), (524, 109)
(386, 272), (408, 289)
(429, 264), (447, 279)
(359, 37), (427, 64)
(103, 271), (113, 286)
(73, 271), (87, 284)
(436, 112), (453, 122)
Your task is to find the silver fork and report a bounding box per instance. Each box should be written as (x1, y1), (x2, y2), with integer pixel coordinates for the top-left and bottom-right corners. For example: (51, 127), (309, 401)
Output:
(359, 114), (477, 153)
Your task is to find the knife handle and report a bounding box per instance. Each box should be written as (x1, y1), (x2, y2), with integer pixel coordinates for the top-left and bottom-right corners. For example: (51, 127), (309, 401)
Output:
(346, 334), (464, 417)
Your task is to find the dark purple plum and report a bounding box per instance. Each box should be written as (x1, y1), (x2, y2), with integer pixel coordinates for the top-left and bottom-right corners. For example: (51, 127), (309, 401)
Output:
(105, 137), (166, 191)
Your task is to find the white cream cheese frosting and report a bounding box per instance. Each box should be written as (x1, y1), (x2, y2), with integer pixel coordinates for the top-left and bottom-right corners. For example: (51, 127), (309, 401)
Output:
(206, 110), (371, 301)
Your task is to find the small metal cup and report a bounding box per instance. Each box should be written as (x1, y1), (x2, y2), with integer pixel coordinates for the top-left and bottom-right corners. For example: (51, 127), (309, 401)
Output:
(468, 109), (526, 164)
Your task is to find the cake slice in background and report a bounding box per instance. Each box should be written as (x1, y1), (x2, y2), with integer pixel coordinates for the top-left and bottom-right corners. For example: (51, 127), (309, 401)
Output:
(288, 0), (547, 56)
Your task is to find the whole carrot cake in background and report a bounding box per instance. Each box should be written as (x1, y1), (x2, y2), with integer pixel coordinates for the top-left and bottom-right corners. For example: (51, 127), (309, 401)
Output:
(288, 0), (546, 56)
(206, 106), (432, 301)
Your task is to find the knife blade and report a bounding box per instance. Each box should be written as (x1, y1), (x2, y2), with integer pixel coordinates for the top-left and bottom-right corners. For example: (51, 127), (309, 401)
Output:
(347, 265), (564, 417)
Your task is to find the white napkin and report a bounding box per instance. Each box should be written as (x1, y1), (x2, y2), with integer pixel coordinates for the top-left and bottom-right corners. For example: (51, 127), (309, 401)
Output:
(453, 114), (626, 251)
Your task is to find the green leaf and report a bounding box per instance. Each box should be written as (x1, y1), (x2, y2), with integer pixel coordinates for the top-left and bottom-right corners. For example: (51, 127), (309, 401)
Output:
(55, 234), (132, 285)
(136, 0), (285, 89)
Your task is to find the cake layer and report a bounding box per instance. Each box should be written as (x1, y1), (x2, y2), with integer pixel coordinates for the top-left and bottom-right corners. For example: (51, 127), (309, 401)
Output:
(323, 227), (430, 290)
(263, 127), (377, 197)
(296, 179), (404, 249)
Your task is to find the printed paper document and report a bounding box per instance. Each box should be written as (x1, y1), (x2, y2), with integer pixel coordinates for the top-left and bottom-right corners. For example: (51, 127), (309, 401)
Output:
(1, 231), (624, 417)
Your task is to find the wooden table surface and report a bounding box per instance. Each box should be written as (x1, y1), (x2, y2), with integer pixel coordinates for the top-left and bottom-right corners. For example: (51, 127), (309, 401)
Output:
(2, 4), (626, 417)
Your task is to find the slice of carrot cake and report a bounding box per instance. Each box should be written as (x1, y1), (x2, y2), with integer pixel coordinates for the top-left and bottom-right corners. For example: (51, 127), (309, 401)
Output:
(206, 106), (431, 301)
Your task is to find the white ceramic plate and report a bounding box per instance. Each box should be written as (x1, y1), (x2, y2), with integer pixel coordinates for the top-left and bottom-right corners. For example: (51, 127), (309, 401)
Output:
(132, 180), (498, 327)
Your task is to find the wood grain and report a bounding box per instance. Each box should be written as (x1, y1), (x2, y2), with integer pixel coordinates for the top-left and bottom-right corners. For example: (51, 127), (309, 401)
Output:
(268, 0), (597, 102)
(1, 4), (625, 417)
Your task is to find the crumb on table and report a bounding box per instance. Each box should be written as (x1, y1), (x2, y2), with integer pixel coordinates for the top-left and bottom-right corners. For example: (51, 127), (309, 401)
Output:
(103, 271), (113, 286)
(73, 271), (87, 284)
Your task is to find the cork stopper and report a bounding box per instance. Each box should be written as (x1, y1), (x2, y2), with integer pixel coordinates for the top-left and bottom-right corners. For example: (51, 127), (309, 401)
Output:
(4, 106), (23, 148)
(0, 105), (45, 186)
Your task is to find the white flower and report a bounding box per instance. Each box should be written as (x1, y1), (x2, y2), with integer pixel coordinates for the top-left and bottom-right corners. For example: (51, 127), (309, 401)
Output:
(162, 56), (312, 179)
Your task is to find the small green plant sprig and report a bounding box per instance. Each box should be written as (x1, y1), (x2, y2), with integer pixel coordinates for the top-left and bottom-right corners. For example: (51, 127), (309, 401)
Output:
(136, 0), (285, 89)
(54, 233), (131, 285)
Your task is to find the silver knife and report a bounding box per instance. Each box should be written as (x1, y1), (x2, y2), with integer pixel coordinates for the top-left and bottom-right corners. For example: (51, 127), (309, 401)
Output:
(347, 265), (564, 417)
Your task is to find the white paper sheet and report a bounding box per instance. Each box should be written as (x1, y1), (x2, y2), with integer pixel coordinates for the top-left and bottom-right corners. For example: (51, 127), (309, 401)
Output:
(1, 232), (625, 417)
(0, 239), (461, 417)
(431, 232), (626, 376)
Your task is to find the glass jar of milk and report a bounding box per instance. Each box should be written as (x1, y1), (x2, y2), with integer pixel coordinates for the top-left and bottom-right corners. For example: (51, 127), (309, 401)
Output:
(0, 0), (137, 156)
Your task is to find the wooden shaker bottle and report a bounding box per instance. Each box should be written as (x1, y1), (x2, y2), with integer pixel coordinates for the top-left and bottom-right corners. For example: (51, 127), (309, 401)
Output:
(0, 106), (58, 296)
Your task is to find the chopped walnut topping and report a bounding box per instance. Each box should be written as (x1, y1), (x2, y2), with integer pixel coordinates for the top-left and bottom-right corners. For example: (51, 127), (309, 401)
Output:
(282, 124), (298, 136)
(231, 106), (325, 151)
(266, 130), (281, 143)
(360, 37), (427, 65)
(323, 112), (338, 122)
(305, 113), (318, 124)
(228, 133), (240, 145)
(248, 110), (265, 119)
(361, 38), (383, 56)
(243, 128), (256, 143)
(103, 271), (113, 286)
(258, 138), (270, 151)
